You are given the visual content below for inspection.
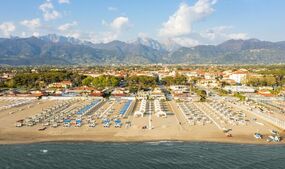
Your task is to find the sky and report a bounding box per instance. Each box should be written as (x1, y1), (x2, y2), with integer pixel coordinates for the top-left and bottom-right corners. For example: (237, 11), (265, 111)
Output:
(0, 0), (284, 46)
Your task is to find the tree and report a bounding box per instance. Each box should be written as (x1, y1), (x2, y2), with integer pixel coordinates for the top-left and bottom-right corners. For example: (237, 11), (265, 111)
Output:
(246, 75), (276, 87)
(82, 76), (94, 86)
(127, 75), (157, 90)
(259, 68), (285, 86)
(234, 92), (246, 101)
(4, 71), (84, 89)
(162, 75), (188, 86)
(198, 90), (207, 102)
(82, 75), (121, 89)
(129, 86), (138, 94)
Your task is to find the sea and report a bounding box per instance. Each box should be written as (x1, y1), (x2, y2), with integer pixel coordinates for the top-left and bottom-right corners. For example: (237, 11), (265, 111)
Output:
(0, 141), (285, 169)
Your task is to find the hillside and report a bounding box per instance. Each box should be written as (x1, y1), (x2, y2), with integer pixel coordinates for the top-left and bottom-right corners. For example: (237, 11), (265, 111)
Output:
(0, 35), (284, 65)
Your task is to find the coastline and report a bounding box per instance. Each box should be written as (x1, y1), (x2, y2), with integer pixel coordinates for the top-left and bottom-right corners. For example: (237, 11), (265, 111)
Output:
(1, 133), (284, 145)
(0, 97), (284, 146)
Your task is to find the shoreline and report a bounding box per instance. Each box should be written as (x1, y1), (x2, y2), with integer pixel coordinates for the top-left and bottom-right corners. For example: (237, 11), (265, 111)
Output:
(1, 136), (284, 145)
(0, 98), (284, 146)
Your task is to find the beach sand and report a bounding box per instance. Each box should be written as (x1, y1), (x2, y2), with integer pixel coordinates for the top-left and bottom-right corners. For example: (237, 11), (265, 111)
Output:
(0, 99), (284, 145)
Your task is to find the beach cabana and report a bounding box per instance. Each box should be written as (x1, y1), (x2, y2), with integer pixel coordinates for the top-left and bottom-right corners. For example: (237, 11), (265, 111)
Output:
(114, 119), (122, 128)
(156, 111), (167, 117)
(134, 111), (144, 117)
(76, 119), (82, 127)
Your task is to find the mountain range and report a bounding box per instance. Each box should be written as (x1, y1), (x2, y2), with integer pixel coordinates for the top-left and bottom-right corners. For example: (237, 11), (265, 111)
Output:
(0, 34), (284, 65)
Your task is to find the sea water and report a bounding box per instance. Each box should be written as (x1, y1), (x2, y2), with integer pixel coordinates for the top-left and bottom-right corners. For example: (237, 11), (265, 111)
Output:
(0, 142), (285, 169)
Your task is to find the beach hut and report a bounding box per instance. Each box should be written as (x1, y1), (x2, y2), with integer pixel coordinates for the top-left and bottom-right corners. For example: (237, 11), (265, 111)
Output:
(114, 119), (122, 128)
(103, 119), (111, 128)
(64, 119), (71, 127)
(52, 122), (59, 128)
(156, 111), (167, 117)
(76, 119), (82, 127)
(134, 111), (144, 117)
(89, 120), (96, 128)
(103, 122), (110, 128)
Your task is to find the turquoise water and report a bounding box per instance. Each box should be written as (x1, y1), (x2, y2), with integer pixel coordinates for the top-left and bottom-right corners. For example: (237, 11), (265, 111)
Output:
(0, 142), (285, 169)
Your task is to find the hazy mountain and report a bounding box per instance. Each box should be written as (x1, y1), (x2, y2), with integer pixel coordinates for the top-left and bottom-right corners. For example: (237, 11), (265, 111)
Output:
(132, 37), (165, 51)
(39, 34), (83, 45)
(171, 39), (285, 64)
(0, 35), (284, 65)
(160, 38), (182, 52)
(92, 40), (167, 64)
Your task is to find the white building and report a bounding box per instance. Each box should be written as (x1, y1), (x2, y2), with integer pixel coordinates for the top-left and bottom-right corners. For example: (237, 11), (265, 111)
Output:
(224, 86), (255, 93)
(229, 71), (247, 84)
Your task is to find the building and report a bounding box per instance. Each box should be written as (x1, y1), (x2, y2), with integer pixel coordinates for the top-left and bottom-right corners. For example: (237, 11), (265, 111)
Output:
(257, 90), (274, 97)
(224, 86), (255, 93)
(197, 79), (219, 88)
(48, 81), (73, 89)
(229, 71), (248, 84)
(149, 88), (165, 100)
(111, 87), (129, 97)
(66, 86), (103, 96)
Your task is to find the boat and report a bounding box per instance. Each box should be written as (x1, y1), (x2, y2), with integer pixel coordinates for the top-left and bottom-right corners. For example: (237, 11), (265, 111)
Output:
(43, 122), (50, 126)
(16, 119), (24, 127)
(254, 133), (263, 139)
(266, 137), (273, 142)
(273, 136), (281, 142)
(255, 122), (264, 126)
(38, 126), (47, 131)
(226, 133), (232, 137)
(270, 130), (279, 135)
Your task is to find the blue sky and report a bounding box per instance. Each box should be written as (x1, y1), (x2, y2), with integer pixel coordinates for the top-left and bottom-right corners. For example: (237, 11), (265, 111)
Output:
(0, 0), (284, 46)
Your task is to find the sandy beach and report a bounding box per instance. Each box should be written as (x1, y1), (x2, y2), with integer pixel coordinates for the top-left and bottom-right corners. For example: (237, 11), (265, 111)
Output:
(0, 97), (284, 145)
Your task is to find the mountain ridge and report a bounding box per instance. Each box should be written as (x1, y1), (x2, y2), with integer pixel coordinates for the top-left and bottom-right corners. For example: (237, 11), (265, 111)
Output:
(0, 35), (284, 65)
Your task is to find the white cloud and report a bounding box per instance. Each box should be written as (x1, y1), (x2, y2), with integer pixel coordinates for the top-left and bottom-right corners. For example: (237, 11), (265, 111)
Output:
(58, 0), (70, 4)
(21, 32), (27, 37)
(99, 32), (119, 43)
(58, 21), (80, 39)
(101, 19), (108, 26)
(39, 0), (61, 21)
(32, 32), (40, 37)
(58, 21), (77, 31)
(110, 17), (129, 31)
(90, 16), (130, 43)
(67, 32), (80, 39)
(159, 0), (217, 37)
(200, 26), (249, 41)
(227, 33), (249, 40)
(157, 0), (248, 45)
(87, 31), (119, 44)
(20, 18), (41, 30)
(0, 22), (16, 36)
(172, 37), (200, 47)
(138, 32), (148, 38)
(108, 6), (118, 11)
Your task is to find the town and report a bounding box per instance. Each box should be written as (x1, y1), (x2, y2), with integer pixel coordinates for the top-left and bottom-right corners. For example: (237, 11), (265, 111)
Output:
(0, 64), (284, 144)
